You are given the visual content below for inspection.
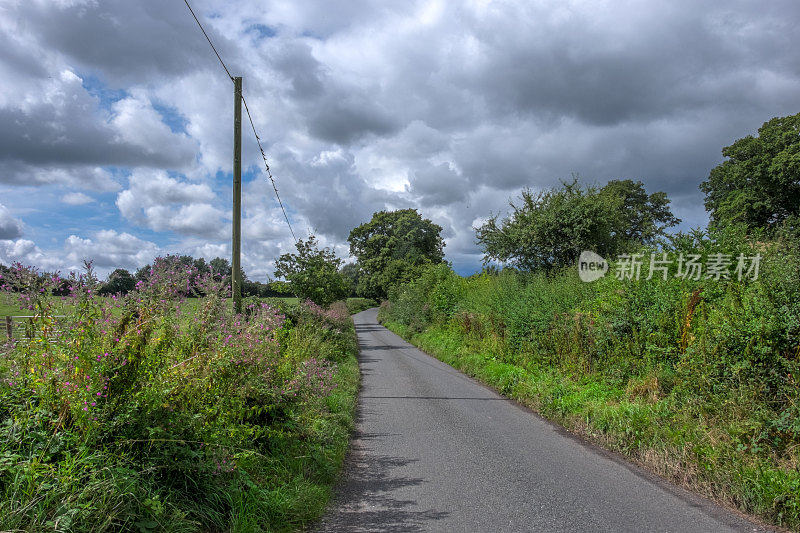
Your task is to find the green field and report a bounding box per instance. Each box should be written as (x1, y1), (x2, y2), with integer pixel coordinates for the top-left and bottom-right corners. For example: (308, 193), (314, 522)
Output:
(0, 299), (29, 316)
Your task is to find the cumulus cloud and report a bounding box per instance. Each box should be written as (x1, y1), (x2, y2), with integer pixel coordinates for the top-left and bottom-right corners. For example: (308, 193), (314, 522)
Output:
(0, 163), (120, 191)
(0, 71), (196, 188)
(109, 90), (197, 163)
(0, 204), (23, 240)
(1, 0), (800, 276)
(274, 147), (408, 240)
(1, 231), (160, 276)
(116, 169), (227, 239)
(0, 239), (55, 270)
(65, 230), (159, 271)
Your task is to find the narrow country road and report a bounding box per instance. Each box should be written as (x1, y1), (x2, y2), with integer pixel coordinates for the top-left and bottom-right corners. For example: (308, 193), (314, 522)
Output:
(317, 309), (765, 533)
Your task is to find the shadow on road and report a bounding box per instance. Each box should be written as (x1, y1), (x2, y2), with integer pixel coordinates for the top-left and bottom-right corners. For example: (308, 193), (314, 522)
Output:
(359, 344), (408, 351)
(355, 324), (385, 333)
(362, 395), (509, 401)
(316, 429), (449, 532)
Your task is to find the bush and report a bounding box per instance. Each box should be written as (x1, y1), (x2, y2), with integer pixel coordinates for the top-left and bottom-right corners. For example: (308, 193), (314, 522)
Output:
(0, 258), (358, 531)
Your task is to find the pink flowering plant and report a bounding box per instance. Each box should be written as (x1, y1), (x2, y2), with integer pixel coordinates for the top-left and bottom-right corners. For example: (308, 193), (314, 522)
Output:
(0, 256), (359, 531)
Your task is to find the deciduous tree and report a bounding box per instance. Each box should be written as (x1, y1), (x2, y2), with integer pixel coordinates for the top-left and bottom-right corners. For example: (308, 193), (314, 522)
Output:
(476, 178), (679, 270)
(100, 268), (136, 295)
(348, 209), (445, 298)
(274, 235), (348, 306)
(700, 112), (800, 232)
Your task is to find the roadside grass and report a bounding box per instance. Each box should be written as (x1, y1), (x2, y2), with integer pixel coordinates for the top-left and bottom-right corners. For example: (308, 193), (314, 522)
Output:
(383, 320), (800, 529)
(0, 262), (359, 531)
(379, 236), (800, 531)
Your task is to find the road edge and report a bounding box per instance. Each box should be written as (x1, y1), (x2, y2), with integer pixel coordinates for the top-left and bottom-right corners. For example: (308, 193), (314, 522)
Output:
(376, 313), (783, 533)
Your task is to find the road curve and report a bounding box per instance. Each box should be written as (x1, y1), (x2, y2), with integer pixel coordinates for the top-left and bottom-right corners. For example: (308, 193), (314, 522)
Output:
(317, 309), (765, 533)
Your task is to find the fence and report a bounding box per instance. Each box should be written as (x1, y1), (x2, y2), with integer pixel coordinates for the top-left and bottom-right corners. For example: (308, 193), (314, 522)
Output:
(3, 315), (67, 342)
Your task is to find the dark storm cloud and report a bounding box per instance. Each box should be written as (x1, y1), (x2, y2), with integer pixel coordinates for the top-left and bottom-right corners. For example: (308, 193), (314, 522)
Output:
(0, 102), (193, 174)
(408, 163), (469, 206)
(270, 41), (400, 143)
(0, 31), (49, 80)
(0, 204), (23, 240)
(0, 40), (196, 188)
(306, 96), (399, 144)
(2, 0), (800, 276)
(272, 41), (326, 99)
(453, 0), (800, 126)
(14, 0), (240, 84)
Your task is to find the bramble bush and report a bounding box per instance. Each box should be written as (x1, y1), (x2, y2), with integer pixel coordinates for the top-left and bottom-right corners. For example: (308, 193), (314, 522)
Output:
(379, 229), (800, 528)
(0, 256), (358, 532)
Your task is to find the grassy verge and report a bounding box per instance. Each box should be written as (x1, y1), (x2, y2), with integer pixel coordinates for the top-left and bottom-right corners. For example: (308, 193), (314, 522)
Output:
(382, 319), (797, 529)
(0, 260), (359, 532)
(379, 239), (800, 531)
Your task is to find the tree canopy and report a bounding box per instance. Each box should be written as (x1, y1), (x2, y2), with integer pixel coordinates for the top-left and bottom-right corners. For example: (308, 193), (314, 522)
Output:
(209, 257), (232, 280)
(476, 178), (679, 271)
(99, 268), (136, 295)
(348, 209), (445, 298)
(700, 112), (800, 232)
(274, 235), (349, 306)
(339, 262), (360, 297)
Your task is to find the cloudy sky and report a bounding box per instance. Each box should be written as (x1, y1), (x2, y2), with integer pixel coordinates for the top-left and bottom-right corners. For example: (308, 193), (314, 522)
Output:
(1, 0), (799, 279)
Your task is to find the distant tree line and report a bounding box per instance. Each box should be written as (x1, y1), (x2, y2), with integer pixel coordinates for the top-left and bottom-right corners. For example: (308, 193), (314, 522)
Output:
(127, 255), (285, 297)
(5, 111), (797, 304)
(1, 255), (286, 298)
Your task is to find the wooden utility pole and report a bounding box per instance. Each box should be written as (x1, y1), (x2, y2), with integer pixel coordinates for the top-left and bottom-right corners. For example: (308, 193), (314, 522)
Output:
(232, 76), (243, 314)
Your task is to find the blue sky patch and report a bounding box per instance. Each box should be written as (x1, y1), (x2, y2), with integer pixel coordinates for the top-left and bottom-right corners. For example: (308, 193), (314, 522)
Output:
(152, 102), (190, 135)
(246, 24), (277, 40)
(80, 74), (127, 112)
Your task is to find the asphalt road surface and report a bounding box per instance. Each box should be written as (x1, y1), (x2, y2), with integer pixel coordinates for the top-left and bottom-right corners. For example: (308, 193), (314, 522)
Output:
(317, 308), (766, 533)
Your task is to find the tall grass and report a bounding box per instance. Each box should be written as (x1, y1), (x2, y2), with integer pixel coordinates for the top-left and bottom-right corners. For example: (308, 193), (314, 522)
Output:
(0, 258), (358, 531)
(380, 232), (800, 529)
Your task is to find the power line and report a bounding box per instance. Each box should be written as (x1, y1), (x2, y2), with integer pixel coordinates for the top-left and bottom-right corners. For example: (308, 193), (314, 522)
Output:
(242, 95), (298, 243)
(183, 0), (233, 80)
(182, 0), (298, 244)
